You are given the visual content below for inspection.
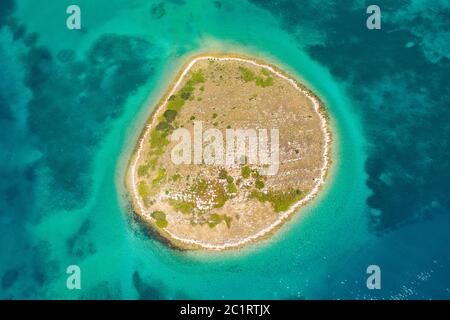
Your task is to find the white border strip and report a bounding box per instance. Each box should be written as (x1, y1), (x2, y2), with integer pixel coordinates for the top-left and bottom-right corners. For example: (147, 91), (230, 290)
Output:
(130, 56), (331, 250)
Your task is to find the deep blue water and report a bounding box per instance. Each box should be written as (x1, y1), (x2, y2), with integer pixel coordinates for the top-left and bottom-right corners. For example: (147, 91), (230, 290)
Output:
(0, 0), (449, 299)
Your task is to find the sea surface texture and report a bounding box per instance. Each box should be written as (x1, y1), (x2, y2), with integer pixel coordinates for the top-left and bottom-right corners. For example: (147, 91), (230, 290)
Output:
(0, 0), (449, 299)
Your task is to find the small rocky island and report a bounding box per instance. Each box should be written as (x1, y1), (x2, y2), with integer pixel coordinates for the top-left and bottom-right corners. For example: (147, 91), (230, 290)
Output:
(126, 54), (331, 250)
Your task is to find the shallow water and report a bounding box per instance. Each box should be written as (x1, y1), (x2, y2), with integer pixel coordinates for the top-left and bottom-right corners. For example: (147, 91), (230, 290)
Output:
(0, 0), (449, 299)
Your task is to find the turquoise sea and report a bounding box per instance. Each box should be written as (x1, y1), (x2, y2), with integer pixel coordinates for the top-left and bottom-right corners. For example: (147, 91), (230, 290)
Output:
(0, 0), (449, 299)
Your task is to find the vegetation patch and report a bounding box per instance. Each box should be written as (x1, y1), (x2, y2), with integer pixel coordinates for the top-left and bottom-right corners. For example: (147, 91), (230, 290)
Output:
(251, 188), (304, 213)
(239, 67), (255, 82)
(239, 67), (274, 87)
(255, 179), (265, 189)
(149, 130), (169, 153)
(166, 70), (205, 112)
(213, 183), (229, 208)
(255, 76), (273, 88)
(151, 210), (168, 228)
(138, 181), (151, 206)
(227, 181), (238, 194)
(172, 173), (182, 182)
(151, 167), (166, 187)
(142, 69), (206, 182)
(137, 164), (150, 177)
(168, 199), (195, 214)
(260, 68), (270, 76)
(163, 109), (178, 123)
(208, 214), (232, 228)
(241, 165), (251, 178)
(190, 178), (230, 209)
(167, 94), (185, 111)
(218, 168), (228, 180)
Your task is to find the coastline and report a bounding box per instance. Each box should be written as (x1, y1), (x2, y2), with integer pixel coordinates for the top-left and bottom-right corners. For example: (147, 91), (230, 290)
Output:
(125, 53), (333, 251)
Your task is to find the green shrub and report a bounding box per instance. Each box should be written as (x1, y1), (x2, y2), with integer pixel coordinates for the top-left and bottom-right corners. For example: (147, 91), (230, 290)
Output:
(255, 76), (273, 87)
(261, 68), (270, 76)
(167, 94), (185, 111)
(239, 66), (255, 82)
(239, 66), (273, 87)
(213, 187), (229, 208)
(156, 219), (168, 228)
(208, 214), (232, 228)
(137, 164), (150, 177)
(218, 169), (228, 180)
(188, 69), (205, 85)
(228, 182), (237, 194)
(138, 181), (151, 205)
(152, 167), (166, 186)
(208, 214), (222, 228)
(191, 178), (209, 195)
(156, 121), (171, 131)
(168, 199), (195, 214)
(251, 188), (303, 213)
(151, 210), (166, 220)
(165, 70), (205, 114)
(180, 91), (191, 100)
(151, 210), (168, 228)
(172, 174), (182, 182)
(148, 157), (158, 170)
(150, 130), (169, 149)
(163, 109), (177, 123)
(241, 165), (251, 178)
(255, 179), (265, 189)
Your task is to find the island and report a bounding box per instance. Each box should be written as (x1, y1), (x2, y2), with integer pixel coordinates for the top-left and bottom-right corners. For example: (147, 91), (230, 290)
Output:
(126, 54), (332, 250)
